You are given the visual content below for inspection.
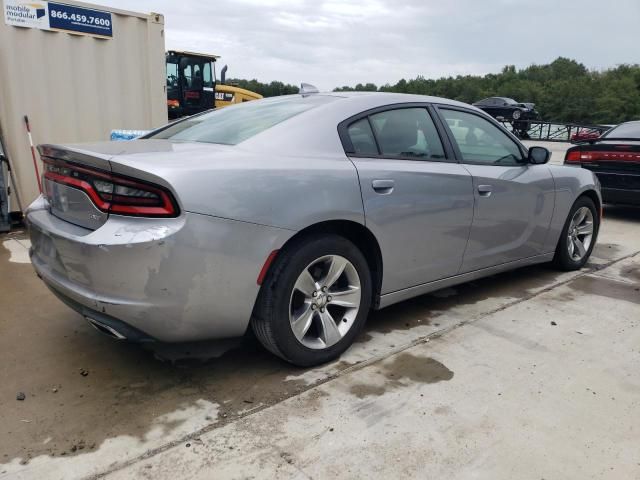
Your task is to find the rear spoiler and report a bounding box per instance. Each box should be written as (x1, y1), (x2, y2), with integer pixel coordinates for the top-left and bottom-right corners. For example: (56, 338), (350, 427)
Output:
(38, 144), (113, 172)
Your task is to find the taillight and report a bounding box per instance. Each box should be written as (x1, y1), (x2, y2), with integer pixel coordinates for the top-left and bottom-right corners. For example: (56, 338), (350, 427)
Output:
(42, 157), (179, 217)
(565, 149), (640, 163)
(167, 99), (180, 108)
(565, 150), (582, 163)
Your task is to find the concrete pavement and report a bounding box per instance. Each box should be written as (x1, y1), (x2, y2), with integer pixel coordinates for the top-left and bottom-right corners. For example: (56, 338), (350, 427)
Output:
(107, 253), (640, 480)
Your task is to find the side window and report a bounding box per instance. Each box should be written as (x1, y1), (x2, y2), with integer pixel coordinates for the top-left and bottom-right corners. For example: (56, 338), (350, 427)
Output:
(369, 108), (445, 160)
(440, 109), (524, 165)
(166, 61), (178, 87)
(347, 118), (378, 155)
(203, 62), (213, 88)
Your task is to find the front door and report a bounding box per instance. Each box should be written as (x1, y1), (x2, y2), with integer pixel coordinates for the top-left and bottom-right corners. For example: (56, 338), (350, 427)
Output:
(437, 107), (555, 272)
(343, 106), (475, 294)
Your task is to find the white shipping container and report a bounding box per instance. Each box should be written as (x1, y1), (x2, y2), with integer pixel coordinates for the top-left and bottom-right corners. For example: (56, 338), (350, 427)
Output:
(0, 0), (167, 207)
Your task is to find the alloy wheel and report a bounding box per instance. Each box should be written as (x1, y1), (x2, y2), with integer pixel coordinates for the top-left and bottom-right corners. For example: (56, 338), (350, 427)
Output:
(567, 206), (594, 261)
(289, 255), (361, 350)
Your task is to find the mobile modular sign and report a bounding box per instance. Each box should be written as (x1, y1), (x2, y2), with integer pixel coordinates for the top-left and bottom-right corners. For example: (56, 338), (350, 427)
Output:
(3, 0), (112, 37)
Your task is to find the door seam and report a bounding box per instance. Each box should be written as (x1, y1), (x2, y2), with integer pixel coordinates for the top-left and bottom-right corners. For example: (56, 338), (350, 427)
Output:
(458, 163), (476, 275)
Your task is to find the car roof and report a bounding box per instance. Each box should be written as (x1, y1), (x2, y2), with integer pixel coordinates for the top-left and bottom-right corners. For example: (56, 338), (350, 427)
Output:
(601, 120), (640, 140)
(302, 91), (476, 110)
(238, 92), (489, 156)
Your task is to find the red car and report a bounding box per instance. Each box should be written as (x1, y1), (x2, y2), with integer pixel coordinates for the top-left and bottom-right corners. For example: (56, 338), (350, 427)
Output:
(570, 128), (603, 142)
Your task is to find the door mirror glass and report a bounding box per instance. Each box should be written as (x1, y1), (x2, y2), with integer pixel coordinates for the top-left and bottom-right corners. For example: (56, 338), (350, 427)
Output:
(528, 146), (550, 164)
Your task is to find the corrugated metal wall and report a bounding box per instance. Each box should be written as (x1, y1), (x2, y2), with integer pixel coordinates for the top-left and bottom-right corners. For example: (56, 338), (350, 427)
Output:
(0, 2), (167, 207)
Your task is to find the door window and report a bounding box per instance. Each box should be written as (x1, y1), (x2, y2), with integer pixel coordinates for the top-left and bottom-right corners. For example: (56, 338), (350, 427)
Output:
(368, 108), (445, 160)
(441, 109), (524, 165)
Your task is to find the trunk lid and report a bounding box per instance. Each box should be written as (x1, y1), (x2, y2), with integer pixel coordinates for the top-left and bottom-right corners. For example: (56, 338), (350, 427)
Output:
(565, 141), (640, 170)
(38, 140), (189, 230)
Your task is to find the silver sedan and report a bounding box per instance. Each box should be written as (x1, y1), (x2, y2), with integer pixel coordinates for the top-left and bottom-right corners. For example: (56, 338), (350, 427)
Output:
(27, 92), (601, 366)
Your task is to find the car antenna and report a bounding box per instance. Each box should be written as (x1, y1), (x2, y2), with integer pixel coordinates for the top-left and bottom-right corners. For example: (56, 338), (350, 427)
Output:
(300, 83), (319, 96)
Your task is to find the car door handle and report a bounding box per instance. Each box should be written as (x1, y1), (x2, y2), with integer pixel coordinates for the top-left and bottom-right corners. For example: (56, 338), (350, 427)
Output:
(477, 185), (493, 197)
(372, 179), (394, 194)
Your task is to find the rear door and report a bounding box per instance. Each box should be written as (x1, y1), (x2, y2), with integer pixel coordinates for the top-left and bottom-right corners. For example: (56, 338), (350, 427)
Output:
(341, 105), (474, 294)
(435, 107), (555, 272)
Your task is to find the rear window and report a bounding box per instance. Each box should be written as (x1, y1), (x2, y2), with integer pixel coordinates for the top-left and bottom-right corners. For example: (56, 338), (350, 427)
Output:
(148, 95), (338, 145)
(604, 122), (640, 139)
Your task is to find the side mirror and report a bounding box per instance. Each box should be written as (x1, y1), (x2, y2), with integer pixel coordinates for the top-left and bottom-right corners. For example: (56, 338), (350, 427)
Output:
(528, 146), (550, 164)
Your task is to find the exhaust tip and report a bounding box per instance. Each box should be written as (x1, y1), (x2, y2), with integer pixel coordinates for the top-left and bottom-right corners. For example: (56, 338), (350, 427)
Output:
(85, 317), (127, 340)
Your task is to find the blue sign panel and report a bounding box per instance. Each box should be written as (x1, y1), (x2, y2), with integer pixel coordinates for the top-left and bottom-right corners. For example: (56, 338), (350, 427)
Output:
(48, 2), (112, 37)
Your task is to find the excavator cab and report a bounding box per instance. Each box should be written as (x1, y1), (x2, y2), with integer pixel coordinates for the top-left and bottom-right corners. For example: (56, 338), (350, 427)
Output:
(166, 50), (218, 119)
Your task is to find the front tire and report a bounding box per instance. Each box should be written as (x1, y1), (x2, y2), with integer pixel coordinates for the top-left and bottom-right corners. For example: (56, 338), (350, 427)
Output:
(553, 196), (599, 270)
(251, 234), (372, 367)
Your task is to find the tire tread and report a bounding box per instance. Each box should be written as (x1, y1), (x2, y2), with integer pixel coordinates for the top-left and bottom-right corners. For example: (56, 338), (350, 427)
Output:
(250, 234), (371, 366)
(552, 196), (599, 271)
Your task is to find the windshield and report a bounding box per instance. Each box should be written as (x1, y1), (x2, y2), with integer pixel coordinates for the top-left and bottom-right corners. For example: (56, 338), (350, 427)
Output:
(603, 122), (640, 139)
(149, 95), (338, 145)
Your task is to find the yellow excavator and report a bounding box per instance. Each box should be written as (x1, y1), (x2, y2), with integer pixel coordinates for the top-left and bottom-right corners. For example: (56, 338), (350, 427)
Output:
(165, 50), (262, 119)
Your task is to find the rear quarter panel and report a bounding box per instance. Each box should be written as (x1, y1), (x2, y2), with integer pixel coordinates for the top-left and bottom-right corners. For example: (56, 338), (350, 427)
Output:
(110, 148), (365, 232)
(543, 165), (602, 252)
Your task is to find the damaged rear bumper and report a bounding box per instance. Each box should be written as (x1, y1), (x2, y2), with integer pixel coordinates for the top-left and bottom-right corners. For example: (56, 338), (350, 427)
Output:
(27, 196), (292, 342)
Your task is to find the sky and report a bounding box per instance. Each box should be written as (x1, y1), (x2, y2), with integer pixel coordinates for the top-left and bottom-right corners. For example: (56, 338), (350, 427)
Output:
(98, 0), (640, 91)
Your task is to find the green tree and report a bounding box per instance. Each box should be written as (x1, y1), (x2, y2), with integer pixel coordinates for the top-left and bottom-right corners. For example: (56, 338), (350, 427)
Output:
(228, 58), (640, 124)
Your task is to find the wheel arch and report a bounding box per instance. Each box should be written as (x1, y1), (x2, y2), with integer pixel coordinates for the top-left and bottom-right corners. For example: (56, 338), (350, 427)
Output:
(579, 188), (602, 214)
(267, 220), (384, 308)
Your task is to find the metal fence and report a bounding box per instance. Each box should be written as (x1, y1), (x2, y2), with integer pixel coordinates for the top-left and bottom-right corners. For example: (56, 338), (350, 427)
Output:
(502, 120), (611, 142)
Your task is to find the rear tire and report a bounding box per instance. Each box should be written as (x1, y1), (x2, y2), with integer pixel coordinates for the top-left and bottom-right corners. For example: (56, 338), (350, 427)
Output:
(552, 196), (599, 271)
(251, 234), (372, 367)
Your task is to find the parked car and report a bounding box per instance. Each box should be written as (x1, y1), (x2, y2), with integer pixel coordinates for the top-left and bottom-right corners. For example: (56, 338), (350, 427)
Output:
(570, 127), (608, 143)
(473, 97), (539, 121)
(28, 92), (601, 366)
(565, 120), (640, 206)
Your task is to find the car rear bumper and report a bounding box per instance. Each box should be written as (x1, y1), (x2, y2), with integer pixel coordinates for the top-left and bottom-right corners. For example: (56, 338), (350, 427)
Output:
(27, 196), (292, 342)
(43, 281), (157, 342)
(589, 170), (640, 206)
(601, 187), (640, 206)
